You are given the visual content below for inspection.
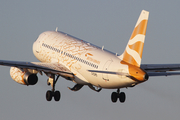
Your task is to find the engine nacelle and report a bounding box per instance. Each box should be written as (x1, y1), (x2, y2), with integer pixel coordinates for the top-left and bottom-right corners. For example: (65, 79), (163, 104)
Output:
(10, 67), (38, 85)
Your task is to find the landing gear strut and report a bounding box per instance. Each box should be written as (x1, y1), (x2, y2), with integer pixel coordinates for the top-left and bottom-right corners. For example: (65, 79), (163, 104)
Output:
(46, 75), (61, 101)
(111, 89), (126, 103)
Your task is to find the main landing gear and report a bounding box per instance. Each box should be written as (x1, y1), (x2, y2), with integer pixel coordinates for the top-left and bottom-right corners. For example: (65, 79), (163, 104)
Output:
(111, 89), (126, 103)
(46, 75), (61, 101)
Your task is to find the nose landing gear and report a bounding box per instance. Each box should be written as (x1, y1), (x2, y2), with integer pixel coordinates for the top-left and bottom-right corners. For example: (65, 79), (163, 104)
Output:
(111, 89), (126, 103)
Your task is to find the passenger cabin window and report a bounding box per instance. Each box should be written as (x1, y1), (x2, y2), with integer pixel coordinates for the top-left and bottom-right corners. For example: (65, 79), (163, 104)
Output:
(42, 43), (98, 69)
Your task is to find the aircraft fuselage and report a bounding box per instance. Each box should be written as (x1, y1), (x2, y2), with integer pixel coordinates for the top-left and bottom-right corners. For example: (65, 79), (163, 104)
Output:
(33, 31), (145, 89)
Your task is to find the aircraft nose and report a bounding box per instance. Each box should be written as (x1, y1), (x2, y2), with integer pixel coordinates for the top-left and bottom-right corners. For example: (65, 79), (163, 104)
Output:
(32, 40), (39, 55)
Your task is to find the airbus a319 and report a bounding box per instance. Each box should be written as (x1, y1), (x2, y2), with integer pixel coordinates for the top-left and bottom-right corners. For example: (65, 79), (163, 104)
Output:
(1, 10), (179, 103)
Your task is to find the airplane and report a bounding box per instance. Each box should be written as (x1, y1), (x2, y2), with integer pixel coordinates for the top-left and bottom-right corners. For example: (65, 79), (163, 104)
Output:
(1, 10), (180, 103)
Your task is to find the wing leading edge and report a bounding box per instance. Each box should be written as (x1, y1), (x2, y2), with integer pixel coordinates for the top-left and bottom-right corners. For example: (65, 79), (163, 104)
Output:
(0, 60), (74, 78)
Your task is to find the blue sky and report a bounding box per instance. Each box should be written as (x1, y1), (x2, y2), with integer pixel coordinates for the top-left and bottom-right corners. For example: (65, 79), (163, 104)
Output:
(0, 0), (180, 120)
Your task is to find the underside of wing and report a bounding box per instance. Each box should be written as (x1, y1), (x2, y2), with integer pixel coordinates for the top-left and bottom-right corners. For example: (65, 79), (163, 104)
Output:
(141, 64), (180, 76)
(0, 60), (74, 78)
(141, 64), (180, 71)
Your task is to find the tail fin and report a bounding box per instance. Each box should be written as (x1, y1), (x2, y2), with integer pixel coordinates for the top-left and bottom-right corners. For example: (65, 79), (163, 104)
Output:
(119, 10), (149, 67)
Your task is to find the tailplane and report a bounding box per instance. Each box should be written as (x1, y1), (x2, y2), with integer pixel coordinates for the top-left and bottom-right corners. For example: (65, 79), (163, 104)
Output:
(119, 10), (149, 67)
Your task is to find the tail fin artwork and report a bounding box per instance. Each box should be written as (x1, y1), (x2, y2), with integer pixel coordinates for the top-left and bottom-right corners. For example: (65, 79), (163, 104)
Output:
(119, 10), (149, 67)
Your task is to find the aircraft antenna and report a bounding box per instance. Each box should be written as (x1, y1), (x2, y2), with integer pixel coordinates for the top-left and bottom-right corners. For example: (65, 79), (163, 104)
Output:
(102, 46), (104, 50)
(55, 27), (58, 32)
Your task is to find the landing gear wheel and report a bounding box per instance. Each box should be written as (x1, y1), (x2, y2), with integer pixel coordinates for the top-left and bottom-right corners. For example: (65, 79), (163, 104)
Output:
(119, 92), (126, 103)
(54, 91), (61, 101)
(111, 92), (118, 103)
(46, 90), (53, 101)
(111, 89), (126, 103)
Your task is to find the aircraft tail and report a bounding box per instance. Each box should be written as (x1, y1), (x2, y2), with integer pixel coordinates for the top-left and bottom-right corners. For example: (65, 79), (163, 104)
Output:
(119, 10), (149, 67)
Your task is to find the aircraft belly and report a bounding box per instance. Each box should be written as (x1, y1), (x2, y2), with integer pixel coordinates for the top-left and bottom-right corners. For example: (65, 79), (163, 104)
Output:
(71, 68), (90, 84)
(98, 78), (135, 89)
(85, 70), (136, 89)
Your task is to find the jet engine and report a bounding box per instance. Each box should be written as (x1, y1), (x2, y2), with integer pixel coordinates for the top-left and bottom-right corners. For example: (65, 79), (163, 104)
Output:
(10, 67), (38, 85)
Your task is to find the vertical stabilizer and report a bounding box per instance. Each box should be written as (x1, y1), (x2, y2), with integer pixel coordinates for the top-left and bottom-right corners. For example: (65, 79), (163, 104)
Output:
(119, 10), (149, 67)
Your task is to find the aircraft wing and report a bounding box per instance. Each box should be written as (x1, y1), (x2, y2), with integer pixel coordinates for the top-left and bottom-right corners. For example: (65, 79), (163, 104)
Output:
(0, 60), (74, 78)
(141, 64), (180, 76)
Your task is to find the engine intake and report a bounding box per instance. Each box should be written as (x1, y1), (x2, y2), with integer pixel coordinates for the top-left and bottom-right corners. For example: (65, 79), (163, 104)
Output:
(10, 67), (38, 85)
(23, 72), (38, 85)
